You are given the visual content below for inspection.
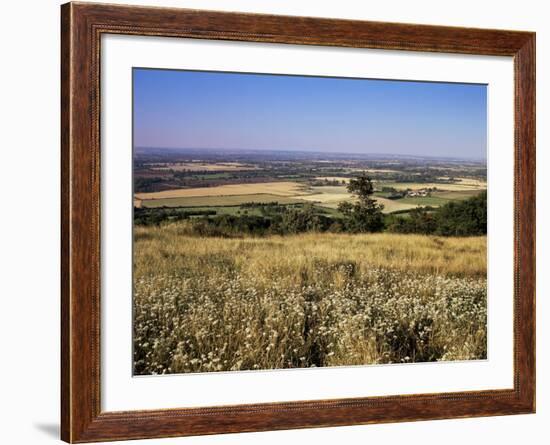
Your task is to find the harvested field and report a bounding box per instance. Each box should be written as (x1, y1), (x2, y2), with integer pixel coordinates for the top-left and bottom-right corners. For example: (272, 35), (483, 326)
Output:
(300, 193), (352, 208)
(374, 197), (420, 213)
(135, 181), (309, 200)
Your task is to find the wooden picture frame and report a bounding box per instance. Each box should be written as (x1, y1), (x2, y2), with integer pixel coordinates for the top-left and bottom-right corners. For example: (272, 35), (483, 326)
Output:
(61, 2), (535, 442)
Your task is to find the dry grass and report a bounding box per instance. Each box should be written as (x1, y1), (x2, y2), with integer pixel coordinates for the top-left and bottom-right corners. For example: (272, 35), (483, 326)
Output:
(134, 226), (487, 375)
(134, 228), (486, 279)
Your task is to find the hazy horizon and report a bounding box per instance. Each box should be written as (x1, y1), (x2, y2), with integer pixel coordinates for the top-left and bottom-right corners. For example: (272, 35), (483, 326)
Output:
(134, 145), (486, 162)
(133, 68), (487, 159)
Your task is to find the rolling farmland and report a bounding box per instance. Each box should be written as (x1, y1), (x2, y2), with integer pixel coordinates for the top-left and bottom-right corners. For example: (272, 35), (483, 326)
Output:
(135, 171), (486, 215)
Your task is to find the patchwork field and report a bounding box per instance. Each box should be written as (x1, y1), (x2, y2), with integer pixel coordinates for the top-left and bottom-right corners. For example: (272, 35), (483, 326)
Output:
(136, 177), (486, 214)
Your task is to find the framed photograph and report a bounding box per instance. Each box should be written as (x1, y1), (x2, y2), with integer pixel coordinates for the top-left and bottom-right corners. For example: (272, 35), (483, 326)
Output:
(61, 2), (535, 442)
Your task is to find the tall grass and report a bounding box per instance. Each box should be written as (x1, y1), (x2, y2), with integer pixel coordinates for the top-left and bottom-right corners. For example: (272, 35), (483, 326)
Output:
(134, 222), (487, 375)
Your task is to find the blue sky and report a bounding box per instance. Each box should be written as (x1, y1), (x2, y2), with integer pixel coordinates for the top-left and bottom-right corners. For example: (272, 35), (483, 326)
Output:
(133, 68), (487, 159)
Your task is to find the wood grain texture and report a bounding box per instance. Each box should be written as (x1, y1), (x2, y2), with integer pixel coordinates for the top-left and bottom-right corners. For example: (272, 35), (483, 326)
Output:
(60, 2), (536, 442)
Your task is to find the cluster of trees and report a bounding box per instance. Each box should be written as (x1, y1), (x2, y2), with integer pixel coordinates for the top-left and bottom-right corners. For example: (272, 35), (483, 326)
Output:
(134, 208), (216, 226)
(134, 203), (335, 235)
(388, 191), (487, 236)
(134, 177), (163, 193)
(379, 186), (407, 200)
(187, 206), (335, 237)
(309, 178), (347, 187)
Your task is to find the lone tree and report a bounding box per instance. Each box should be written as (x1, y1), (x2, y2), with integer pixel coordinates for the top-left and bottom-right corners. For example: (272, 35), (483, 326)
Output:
(338, 173), (385, 232)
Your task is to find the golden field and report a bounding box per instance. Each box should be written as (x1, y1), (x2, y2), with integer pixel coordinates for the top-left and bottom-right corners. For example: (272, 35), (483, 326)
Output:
(135, 181), (308, 200)
(134, 224), (487, 375)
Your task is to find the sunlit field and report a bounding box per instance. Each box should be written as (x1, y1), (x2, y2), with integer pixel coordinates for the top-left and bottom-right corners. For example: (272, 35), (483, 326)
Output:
(135, 181), (307, 200)
(133, 224), (487, 375)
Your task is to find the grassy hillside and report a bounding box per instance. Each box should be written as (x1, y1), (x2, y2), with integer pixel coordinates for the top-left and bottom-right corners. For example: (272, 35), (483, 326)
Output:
(134, 227), (487, 375)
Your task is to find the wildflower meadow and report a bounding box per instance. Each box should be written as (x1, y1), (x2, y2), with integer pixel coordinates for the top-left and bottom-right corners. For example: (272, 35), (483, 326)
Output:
(133, 225), (487, 375)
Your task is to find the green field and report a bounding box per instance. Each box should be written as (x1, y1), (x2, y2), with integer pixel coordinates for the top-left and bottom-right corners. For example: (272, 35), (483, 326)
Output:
(395, 196), (451, 207)
(188, 172), (233, 179)
(186, 206), (264, 217)
(432, 190), (484, 200)
(140, 193), (307, 208)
